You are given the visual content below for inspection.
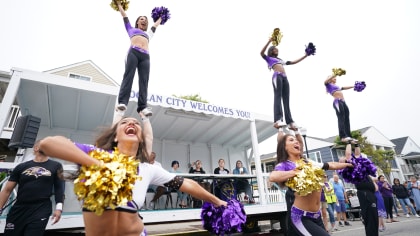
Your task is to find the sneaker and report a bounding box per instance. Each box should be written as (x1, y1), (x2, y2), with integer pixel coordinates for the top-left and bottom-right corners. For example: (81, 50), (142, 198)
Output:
(344, 221), (351, 226)
(339, 221), (344, 227)
(274, 120), (287, 129)
(379, 226), (386, 232)
(415, 214), (420, 218)
(406, 214), (411, 218)
(288, 122), (299, 131)
(341, 137), (352, 143)
(141, 107), (153, 117)
(116, 104), (127, 111)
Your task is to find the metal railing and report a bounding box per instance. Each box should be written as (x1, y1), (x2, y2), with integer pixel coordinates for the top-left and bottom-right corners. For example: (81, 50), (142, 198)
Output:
(2, 105), (21, 131)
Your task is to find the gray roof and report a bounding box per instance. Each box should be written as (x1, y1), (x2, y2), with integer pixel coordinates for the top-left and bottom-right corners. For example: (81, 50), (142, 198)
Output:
(390, 137), (409, 155)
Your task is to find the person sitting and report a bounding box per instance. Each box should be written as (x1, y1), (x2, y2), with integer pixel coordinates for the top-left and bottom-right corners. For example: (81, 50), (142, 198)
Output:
(169, 160), (188, 208)
(147, 152), (167, 210)
(232, 160), (255, 204)
(189, 160), (209, 208)
(214, 159), (235, 201)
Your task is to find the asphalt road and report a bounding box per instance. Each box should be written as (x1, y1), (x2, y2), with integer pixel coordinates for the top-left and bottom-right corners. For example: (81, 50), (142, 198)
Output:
(25, 214), (420, 236)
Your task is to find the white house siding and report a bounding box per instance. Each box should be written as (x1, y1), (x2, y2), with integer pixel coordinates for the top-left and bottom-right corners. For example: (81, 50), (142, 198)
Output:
(49, 63), (116, 86)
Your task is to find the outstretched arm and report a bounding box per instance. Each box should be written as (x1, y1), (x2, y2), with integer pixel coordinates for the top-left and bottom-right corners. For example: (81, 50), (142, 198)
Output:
(39, 136), (100, 166)
(179, 178), (226, 207)
(341, 85), (355, 90)
(260, 38), (272, 57)
(287, 54), (308, 65)
(327, 161), (353, 170)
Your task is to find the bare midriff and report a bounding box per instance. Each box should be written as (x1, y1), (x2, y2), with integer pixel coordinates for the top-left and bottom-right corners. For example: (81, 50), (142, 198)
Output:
(131, 36), (149, 51)
(272, 63), (286, 74)
(293, 191), (322, 212)
(332, 90), (345, 100)
(83, 211), (143, 236)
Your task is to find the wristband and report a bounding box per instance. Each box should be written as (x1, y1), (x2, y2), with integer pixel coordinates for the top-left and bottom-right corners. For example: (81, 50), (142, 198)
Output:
(354, 143), (360, 147)
(56, 202), (63, 211)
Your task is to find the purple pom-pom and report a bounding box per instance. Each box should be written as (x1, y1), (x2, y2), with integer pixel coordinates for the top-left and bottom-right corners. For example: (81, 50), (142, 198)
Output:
(305, 42), (316, 56)
(201, 199), (246, 236)
(151, 6), (171, 25)
(354, 81), (366, 92)
(338, 154), (377, 184)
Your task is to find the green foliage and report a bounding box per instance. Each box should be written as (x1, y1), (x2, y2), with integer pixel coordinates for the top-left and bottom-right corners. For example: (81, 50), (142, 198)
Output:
(334, 130), (395, 178)
(172, 94), (209, 103)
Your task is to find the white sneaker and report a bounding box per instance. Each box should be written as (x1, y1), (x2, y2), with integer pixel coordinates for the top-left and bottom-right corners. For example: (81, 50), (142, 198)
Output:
(141, 107), (153, 117)
(406, 214), (410, 218)
(415, 214), (420, 218)
(116, 104), (127, 111)
(288, 122), (299, 131)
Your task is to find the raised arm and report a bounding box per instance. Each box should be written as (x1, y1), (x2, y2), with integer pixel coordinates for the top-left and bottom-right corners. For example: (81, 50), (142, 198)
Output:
(295, 131), (304, 155)
(139, 113), (153, 157)
(39, 136), (100, 166)
(260, 38), (272, 57)
(324, 75), (336, 85)
(287, 54), (308, 65)
(115, 0), (127, 17)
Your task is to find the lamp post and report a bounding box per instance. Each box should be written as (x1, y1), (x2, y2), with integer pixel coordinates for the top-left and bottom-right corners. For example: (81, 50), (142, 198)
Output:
(300, 127), (309, 158)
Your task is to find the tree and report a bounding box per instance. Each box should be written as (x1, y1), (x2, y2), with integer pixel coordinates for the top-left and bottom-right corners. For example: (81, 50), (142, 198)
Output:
(172, 94), (209, 103)
(334, 130), (395, 179)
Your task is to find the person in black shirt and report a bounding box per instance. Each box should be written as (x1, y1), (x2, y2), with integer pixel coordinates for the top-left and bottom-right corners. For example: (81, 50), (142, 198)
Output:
(392, 178), (420, 217)
(0, 140), (65, 236)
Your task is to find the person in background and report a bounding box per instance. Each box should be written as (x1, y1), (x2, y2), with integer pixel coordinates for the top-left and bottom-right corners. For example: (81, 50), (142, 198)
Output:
(408, 176), (420, 215)
(114, 0), (162, 117)
(189, 160), (205, 174)
(232, 160), (255, 204)
(0, 141), (65, 236)
(147, 152), (166, 210)
(189, 160), (209, 208)
(214, 159), (234, 201)
(332, 174), (351, 226)
(392, 178), (419, 218)
(377, 175), (398, 223)
(372, 177), (387, 232)
(322, 175), (338, 232)
(169, 160), (188, 208)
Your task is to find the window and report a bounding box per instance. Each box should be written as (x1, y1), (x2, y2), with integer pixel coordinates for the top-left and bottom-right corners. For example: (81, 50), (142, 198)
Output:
(336, 149), (345, 159)
(303, 151), (322, 163)
(68, 73), (91, 82)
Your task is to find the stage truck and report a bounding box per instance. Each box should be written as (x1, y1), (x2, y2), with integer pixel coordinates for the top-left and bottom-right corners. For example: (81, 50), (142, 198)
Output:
(0, 68), (287, 233)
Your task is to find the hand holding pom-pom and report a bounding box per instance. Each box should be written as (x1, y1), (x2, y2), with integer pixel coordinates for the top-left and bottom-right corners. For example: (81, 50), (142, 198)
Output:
(305, 42), (316, 56)
(110, 0), (129, 11)
(338, 154), (377, 185)
(201, 199), (246, 236)
(354, 81), (366, 92)
(332, 68), (346, 76)
(151, 6), (171, 25)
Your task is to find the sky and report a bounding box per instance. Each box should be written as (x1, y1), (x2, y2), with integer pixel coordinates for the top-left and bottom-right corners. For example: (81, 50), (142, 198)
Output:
(1, 0), (420, 154)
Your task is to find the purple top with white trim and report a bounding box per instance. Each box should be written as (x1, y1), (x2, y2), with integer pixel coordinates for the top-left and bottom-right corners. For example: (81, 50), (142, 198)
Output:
(262, 55), (290, 69)
(123, 17), (155, 41)
(274, 160), (296, 171)
(325, 83), (341, 95)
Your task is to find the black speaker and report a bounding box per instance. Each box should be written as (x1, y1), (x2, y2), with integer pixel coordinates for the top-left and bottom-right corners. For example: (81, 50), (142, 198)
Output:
(8, 115), (41, 149)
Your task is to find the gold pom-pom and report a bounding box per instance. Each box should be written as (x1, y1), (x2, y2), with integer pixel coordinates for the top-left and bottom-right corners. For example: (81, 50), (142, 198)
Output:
(74, 148), (140, 215)
(332, 68), (346, 77)
(110, 0), (130, 11)
(271, 28), (283, 46)
(286, 159), (325, 196)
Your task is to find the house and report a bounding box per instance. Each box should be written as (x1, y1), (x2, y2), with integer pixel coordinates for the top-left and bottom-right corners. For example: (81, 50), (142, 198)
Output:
(391, 136), (420, 180)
